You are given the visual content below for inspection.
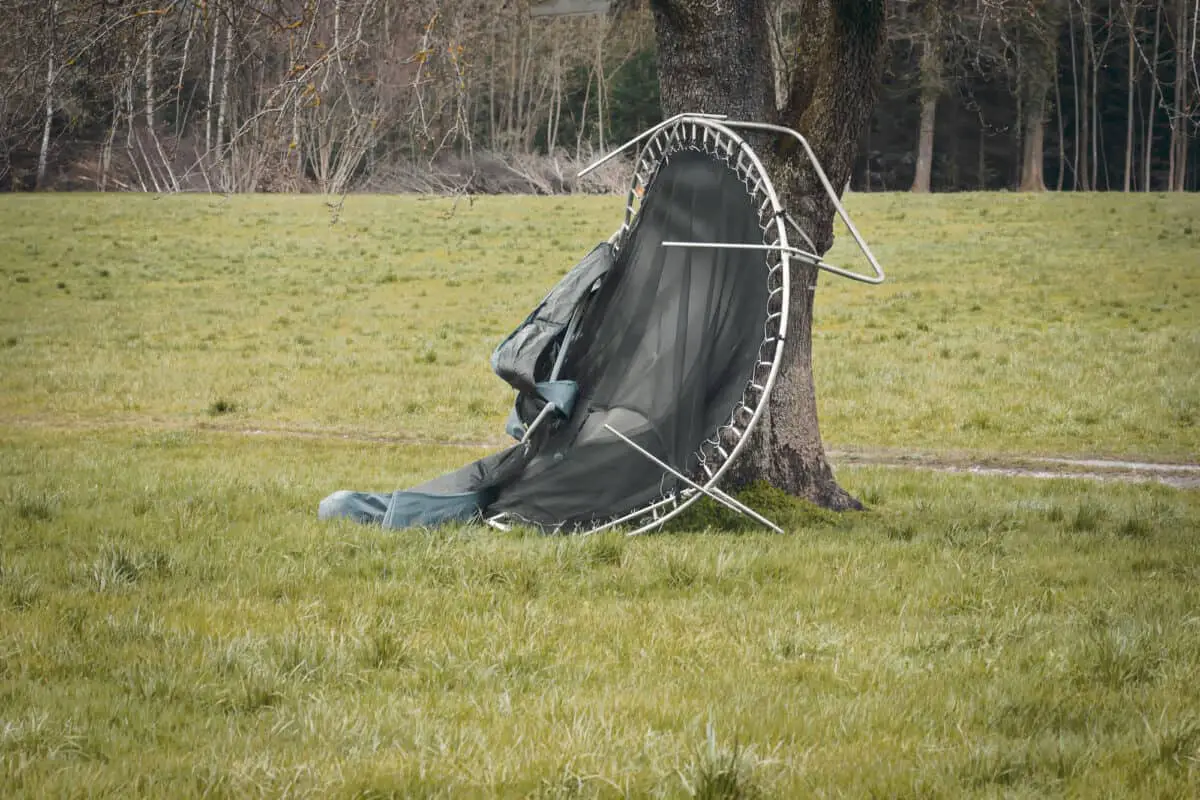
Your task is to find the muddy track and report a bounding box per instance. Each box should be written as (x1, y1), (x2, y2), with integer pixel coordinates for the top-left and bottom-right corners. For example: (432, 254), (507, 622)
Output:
(829, 448), (1200, 490)
(4, 416), (1198, 490)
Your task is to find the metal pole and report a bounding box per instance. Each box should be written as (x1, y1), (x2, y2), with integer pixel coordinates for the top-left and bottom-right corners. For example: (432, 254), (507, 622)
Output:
(602, 424), (784, 534)
(520, 401), (557, 445)
(577, 112), (729, 178)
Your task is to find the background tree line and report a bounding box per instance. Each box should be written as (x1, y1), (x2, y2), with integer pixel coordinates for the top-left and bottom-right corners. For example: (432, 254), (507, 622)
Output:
(0, 0), (1195, 193)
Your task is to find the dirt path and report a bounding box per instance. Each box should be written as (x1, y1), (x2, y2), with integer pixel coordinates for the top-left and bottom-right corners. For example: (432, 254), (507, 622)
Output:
(829, 448), (1200, 490)
(4, 415), (1198, 489)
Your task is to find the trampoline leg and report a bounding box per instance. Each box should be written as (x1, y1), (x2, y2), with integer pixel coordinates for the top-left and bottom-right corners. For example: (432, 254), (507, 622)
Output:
(520, 402), (557, 445)
(602, 424), (784, 534)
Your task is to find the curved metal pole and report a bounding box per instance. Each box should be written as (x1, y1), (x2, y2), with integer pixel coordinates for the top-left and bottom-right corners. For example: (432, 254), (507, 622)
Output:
(612, 117), (793, 536)
(576, 112), (729, 178)
(720, 120), (886, 285)
(603, 425), (783, 534)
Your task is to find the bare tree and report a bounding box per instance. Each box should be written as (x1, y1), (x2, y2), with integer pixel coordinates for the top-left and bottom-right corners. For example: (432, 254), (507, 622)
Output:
(911, 1), (946, 192)
(36, 0), (59, 188)
(1167, 0), (1194, 189)
(1144, 0), (1163, 190)
(1124, 0), (1140, 191)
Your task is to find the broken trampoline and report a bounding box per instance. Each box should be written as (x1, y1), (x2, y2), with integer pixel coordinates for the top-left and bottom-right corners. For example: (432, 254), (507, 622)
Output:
(319, 114), (885, 535)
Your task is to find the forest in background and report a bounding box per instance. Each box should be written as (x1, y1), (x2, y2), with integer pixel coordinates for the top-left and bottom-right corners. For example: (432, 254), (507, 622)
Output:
(0, 0), (1196, 194)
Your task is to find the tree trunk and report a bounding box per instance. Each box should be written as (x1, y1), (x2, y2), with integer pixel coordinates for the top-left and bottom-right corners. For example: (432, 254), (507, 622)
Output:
(216, 4), (233, 185)
(911, 19), (941, 194)
(594, 36), (606, 152)
(175, 4), (197, 140)
(1017, 7), (1060, 193)
(649, 0), (886, 511)
(1020, 96), (1048, 191)
(979, 118), (987, 189)
(1179, 0), (1195, 189)
(912, 92), (937, 192)
(1169, 0), (1189, 190)
(1068, 2), (1082, 189)
(206, 5), (219, 154)
(1056, 52), (1066, 191)
(1077, 1), (1092, 190)
(1125, 6), (1137, 193)
(768, 0), (790, 110)
(144, 18), (156, 130)
(36, 0), (58, 189)
(1145, 0), (1162, 191)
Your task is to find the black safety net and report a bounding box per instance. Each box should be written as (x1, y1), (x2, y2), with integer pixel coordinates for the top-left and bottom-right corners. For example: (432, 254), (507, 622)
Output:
(320, 148), (772, 532)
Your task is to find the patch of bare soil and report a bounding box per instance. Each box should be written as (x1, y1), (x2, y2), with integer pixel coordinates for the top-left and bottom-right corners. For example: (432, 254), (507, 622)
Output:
(830, 448), (1200, 490)
(5, 414), (1197, 489)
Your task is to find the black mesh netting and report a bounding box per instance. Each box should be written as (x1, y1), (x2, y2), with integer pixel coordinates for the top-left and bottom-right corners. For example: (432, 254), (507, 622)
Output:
(482, 149), (770, 528)
(352, 147), (775, 532)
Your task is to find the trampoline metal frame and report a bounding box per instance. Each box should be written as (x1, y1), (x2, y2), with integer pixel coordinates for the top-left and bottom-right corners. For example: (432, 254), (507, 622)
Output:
(487, 114), (885, 536)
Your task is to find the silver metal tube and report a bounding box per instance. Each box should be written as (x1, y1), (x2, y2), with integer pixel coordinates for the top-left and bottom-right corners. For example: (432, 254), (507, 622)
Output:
(520, 401), (557, 445)
(603, 424), (784, 534)
(661, 240), (821, 265)
(582, 492), (690, 537)
(615, 117), (792, 536)
(719, 120), (886, 285)
(550, 305), (582, 381)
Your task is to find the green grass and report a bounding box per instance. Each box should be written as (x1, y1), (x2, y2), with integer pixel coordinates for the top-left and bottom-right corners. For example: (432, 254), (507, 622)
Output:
(1, 192), (1199, 797)
(0, 192), (1197, 457)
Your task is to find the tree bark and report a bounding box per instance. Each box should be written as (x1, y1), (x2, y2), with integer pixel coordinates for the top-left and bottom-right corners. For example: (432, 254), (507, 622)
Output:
(36, 0), (58, 189)
(1179, 0), (1195, 189)
(1169, 0), (1189, 190)
(1017, 6), (1060, 192)
(911, 14), (941, 194)
(1145, 0), (1162, 191)
(206, 5), (219, 154)
(649, 0), (886, 511)
(912, 91), (937, 192)
(1125, 3), (1137, 193)
(1076, 0), (1092, 189)
(1056, 49), (1066, 191)
(1068, 2), (1081, 189)
(1020, 96), (1048, 191)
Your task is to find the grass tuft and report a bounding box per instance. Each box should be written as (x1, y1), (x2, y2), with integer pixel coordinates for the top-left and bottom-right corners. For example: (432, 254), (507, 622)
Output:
(583, 532), (626, 567)
(679, 723), (767, 800)
(1071, 502), (1107, 532)
(1117, 514), (1152, 539)
(90, 545), (141, 591)
(9, 488), (59, 522)
(1076, 625), (1165, 689)
(0, 566), (41, 610)
(207, 398), (237, 416)
(1141, 712), (1200, 768)
(662, 551), (699, 589)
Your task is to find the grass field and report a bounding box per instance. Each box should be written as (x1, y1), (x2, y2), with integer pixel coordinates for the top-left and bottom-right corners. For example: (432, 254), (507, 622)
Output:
(2, 191), (1199, 797)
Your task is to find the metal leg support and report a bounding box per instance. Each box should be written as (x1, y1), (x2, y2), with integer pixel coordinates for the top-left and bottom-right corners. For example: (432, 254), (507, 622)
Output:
(602, 424), (784, 534)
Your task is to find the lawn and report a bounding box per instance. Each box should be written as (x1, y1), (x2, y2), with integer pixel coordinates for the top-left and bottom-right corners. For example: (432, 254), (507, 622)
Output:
(1, 191), (1198, 798)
